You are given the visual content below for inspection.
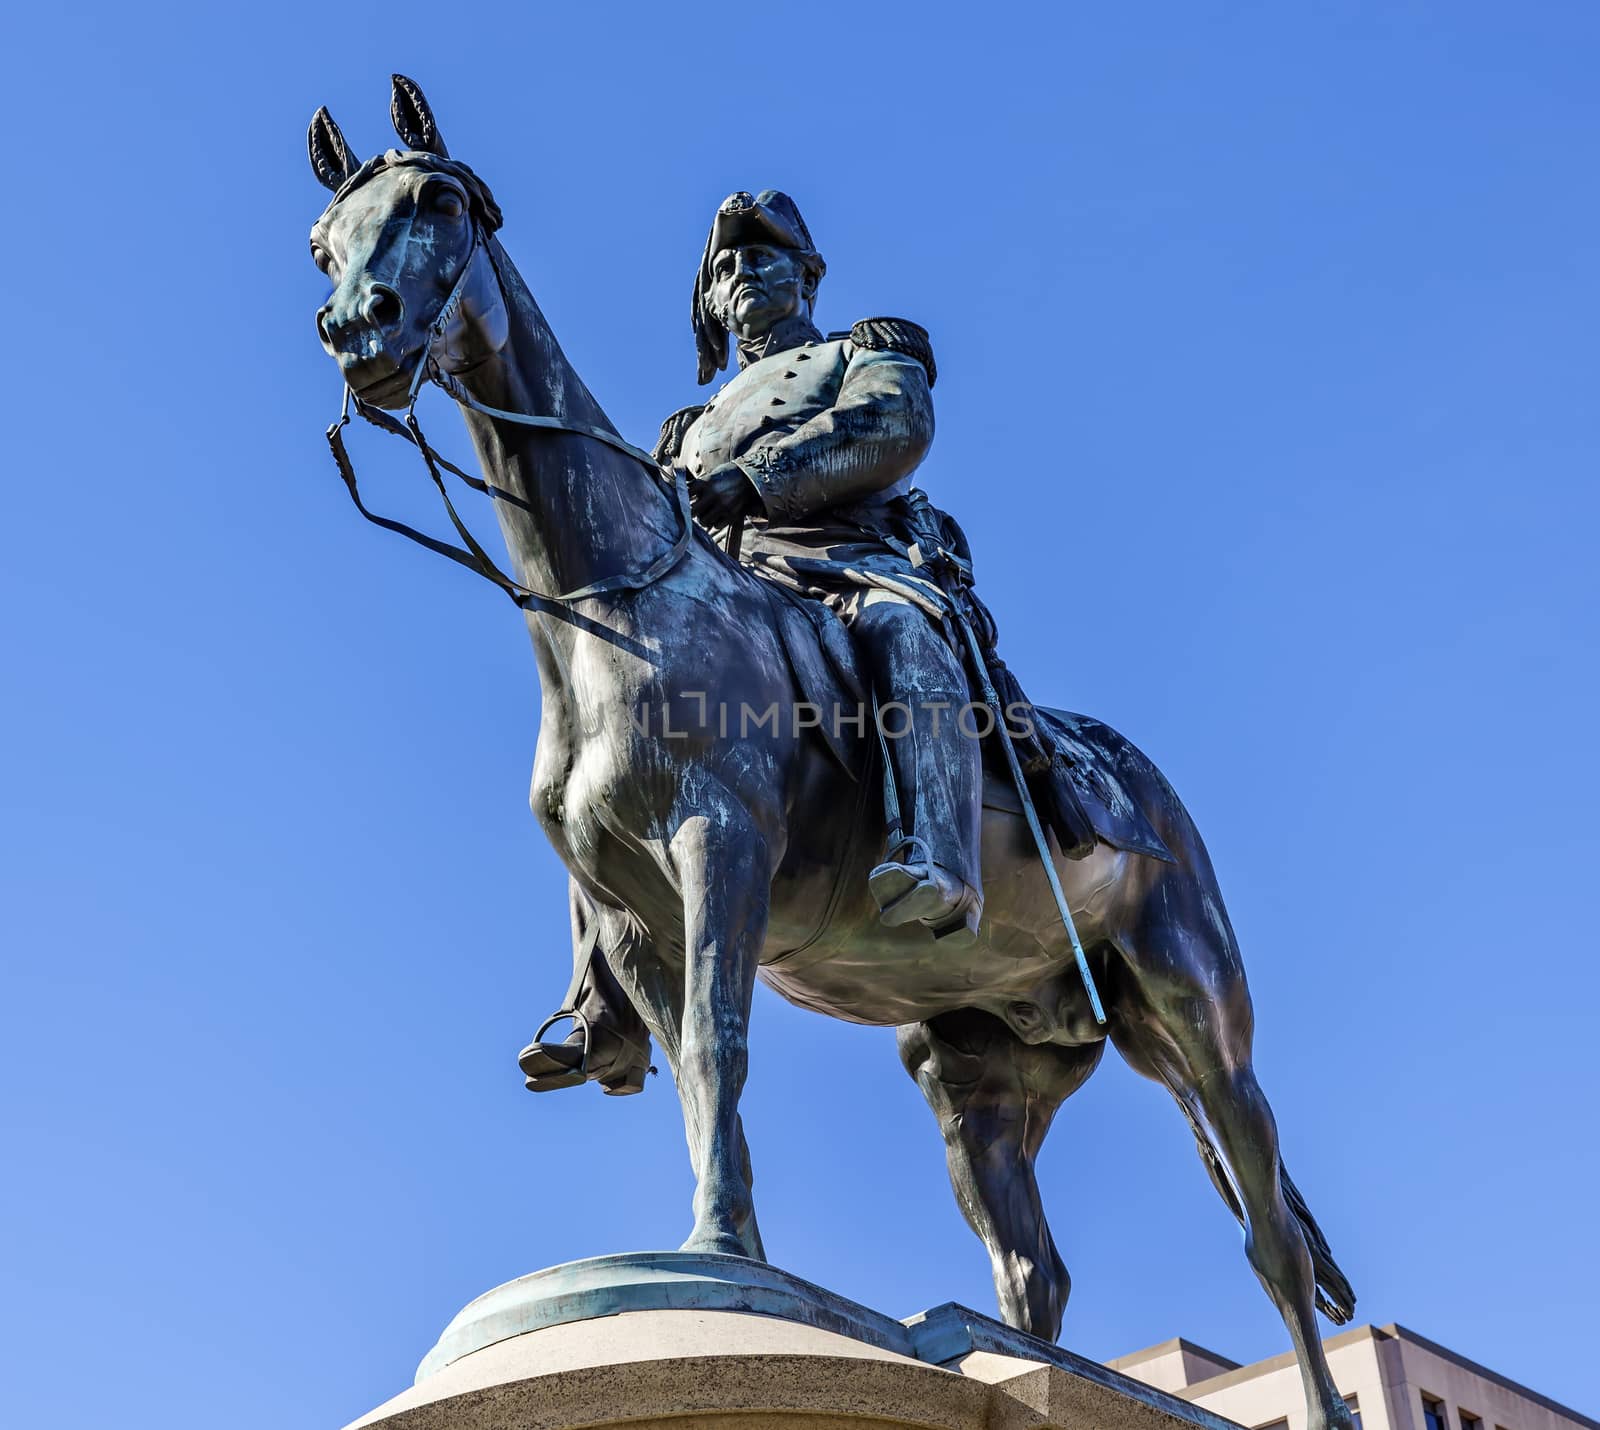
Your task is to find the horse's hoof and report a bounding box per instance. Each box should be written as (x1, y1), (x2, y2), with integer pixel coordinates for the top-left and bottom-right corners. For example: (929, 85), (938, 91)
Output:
(679, 1231), (752, 1259)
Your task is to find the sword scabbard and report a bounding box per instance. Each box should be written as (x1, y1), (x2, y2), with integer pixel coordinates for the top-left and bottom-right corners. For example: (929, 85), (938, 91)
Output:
(951, 609), (1107, 1025)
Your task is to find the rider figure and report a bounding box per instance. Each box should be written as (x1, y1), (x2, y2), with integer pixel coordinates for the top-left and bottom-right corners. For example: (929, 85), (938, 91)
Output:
(675, 190), (981, 943)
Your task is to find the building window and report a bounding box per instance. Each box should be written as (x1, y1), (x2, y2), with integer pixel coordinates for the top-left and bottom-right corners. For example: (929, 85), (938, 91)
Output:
(1461, 1414), (1482, 1430)
(1345, 1394), (1364, 1430)
(1422, 1395), (1449, 1430)
(1256, 1420), (1289, 1430)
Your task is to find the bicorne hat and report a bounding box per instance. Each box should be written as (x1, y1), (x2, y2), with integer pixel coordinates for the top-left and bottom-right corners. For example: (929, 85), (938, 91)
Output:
(692, 190), (826, 385)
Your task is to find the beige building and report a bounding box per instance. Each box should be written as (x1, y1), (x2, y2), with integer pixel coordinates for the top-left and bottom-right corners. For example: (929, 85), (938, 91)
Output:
(1109, 1326), (1596, 1430)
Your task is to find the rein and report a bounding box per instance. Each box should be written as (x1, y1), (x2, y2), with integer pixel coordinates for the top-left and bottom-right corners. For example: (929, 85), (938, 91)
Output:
(324, 227), (692, 613)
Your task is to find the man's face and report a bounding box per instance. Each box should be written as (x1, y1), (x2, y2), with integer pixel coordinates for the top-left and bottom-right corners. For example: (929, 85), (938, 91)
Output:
(708, 243), (810, 342)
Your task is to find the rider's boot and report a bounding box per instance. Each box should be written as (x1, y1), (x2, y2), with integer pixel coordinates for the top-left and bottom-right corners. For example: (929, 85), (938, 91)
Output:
(865, 683), (985, 947)
(518, 888), (654, 1095)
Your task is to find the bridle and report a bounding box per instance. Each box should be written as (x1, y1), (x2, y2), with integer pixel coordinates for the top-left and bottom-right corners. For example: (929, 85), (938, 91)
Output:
(324, 218), (694, 613)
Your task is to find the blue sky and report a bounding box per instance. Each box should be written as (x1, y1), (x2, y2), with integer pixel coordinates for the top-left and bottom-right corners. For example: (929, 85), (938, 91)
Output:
(3, 4), (1596, 1427)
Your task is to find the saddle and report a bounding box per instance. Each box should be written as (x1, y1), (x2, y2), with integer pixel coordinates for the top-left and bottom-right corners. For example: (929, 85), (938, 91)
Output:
(760, 580), (1174, 865)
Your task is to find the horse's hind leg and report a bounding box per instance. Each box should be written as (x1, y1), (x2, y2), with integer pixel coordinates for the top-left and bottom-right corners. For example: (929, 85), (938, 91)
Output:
(899, 1008), (1102, 1339)
(1112, 876), (1354, 1430)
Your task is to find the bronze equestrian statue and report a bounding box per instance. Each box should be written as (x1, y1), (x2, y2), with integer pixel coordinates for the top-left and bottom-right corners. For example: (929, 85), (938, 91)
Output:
(306, 76), (1357, 1430)
(529, 189), (1102, 1091)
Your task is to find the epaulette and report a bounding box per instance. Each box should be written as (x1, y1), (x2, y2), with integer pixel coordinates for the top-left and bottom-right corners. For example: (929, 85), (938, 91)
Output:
(653, 404), (706, 465)
(830, 317), (937, 388)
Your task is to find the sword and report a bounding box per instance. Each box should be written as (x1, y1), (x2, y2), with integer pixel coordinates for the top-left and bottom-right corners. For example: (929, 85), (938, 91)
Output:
(951, 605), (1107, 1026)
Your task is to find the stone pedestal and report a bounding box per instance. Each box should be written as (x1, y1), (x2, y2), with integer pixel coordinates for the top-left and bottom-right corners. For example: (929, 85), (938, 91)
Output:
(345, 1252), (1242, 1430)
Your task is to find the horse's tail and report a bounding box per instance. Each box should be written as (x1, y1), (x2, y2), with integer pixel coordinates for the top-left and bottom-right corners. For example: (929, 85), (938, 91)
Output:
(1183, 1103), (1357, 1325)
(1048, 710), (1358, 1324)
(1280, 1162), (1357, 1324)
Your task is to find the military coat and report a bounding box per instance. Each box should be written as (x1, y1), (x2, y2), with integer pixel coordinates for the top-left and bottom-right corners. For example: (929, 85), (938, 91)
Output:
(665, 319), (951, 619)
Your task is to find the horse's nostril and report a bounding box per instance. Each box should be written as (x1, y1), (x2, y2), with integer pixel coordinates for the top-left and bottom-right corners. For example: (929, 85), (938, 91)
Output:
(316, 308), (334, 346)
(364, 285), (404, 330)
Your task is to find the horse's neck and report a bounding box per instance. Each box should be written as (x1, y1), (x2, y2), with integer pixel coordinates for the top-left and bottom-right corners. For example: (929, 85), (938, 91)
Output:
(453, 242), (681, 643)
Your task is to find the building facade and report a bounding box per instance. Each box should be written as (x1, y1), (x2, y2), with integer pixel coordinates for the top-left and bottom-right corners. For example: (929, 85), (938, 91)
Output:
(1108, 1326), (1596, 1430)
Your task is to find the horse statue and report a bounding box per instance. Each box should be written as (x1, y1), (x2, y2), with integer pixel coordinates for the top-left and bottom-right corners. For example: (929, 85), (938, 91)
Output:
(306, 76), (1357, 1430)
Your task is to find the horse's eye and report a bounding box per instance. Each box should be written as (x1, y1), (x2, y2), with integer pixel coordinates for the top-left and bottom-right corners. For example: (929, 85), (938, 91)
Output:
(311, 245), (331, 275)
(431, 187), (465, 218)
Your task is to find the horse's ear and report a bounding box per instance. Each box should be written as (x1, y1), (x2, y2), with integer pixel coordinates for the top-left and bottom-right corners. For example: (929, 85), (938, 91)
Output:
(307, 107), (359, 192)
(390, 73), (449, 157)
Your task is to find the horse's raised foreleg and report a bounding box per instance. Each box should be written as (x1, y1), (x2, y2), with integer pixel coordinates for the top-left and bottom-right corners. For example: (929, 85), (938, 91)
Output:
(665, 811), (770, 1259)
(898, 1008), (1102, 1339)
(1112, 872), (1353, 1430)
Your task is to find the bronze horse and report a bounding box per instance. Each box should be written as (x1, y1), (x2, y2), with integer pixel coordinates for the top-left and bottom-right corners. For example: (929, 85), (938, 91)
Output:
(306, 77), (1356, 1430)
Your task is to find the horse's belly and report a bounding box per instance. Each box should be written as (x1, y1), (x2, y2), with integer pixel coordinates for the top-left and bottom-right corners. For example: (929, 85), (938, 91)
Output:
(760, 809), (1126, 1027)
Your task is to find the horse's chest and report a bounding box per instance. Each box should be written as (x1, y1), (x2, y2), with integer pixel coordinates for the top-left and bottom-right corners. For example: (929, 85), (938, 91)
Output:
(534, 729), (676, 865)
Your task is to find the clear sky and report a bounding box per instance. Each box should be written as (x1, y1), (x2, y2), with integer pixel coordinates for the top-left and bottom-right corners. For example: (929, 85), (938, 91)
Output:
(3, 4), (1596, 1427)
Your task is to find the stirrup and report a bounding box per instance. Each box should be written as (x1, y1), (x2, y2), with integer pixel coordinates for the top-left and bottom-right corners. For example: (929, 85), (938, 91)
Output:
(866, 833), (935, 915)
(881, 834), (933, 868)
(518, 1010), (590, 1092)
(868, 843), (982, 946)
(518, 1009), (656, 1096)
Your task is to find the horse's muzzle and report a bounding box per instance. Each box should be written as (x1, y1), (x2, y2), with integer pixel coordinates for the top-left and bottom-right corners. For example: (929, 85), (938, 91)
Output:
(339, 347), (422, 409)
